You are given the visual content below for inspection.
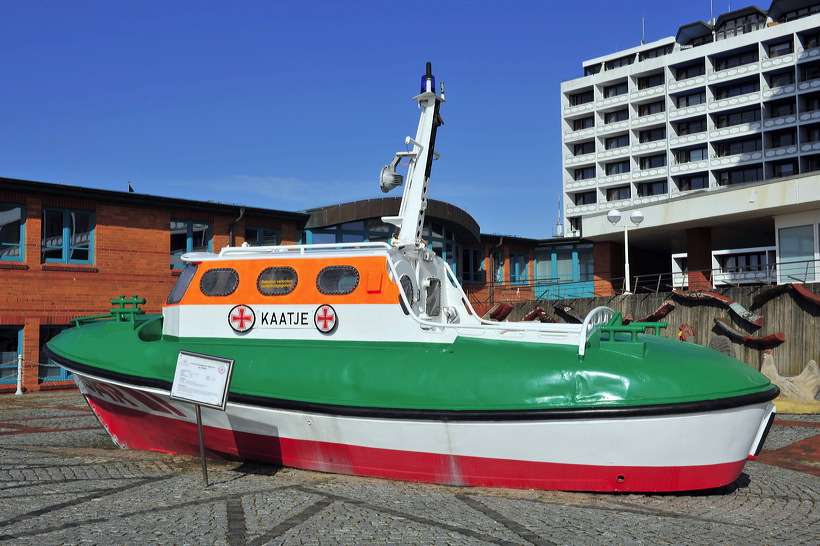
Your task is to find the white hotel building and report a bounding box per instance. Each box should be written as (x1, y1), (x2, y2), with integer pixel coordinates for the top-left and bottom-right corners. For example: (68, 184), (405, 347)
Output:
(561, 0), (820, 291)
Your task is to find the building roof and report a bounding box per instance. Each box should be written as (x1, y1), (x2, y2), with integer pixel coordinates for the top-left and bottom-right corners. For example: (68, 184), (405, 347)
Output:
(0, 177), (310, 223)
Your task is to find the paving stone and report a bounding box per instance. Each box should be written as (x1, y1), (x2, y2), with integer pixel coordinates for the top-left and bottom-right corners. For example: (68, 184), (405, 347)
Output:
(0, 391), (818, 545)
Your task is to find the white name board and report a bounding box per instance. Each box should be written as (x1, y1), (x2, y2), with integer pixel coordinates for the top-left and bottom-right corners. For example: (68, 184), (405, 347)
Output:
(170, 351), (234, 410)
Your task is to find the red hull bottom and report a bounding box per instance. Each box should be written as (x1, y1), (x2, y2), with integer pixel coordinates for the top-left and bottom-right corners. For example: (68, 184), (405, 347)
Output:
(85, 395), (749, 493)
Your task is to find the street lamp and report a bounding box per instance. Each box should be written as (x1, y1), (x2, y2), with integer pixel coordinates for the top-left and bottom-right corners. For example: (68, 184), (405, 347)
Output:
(607, 209), (644, 294)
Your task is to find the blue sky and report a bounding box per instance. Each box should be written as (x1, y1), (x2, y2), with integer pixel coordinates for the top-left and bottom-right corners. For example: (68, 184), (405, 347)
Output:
(1, 1), (719, 238)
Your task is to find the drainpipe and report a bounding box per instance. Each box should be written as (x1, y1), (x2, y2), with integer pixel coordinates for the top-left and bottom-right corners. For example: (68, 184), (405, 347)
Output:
(228, 207), (246, 247)
(489, 236), (503, 306)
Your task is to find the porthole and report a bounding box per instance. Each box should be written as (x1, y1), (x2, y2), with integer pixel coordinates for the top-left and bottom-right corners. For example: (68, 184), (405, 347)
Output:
(317, 266), (360, 295)
(257, 267), (298, 296)
(199, 268), (239, 297)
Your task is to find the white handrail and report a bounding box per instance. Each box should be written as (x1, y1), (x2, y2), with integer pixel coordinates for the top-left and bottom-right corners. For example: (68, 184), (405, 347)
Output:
(578, 306), (615, 357)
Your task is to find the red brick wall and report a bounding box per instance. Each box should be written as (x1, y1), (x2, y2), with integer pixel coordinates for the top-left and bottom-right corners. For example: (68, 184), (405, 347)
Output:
(0, 193), (303, 393)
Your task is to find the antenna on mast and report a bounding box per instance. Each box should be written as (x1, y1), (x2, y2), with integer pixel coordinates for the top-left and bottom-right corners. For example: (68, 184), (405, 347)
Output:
(641, 16), (645, 45)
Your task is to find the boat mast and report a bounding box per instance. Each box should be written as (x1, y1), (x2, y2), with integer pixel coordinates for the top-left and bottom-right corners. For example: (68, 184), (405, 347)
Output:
(381, 62), (445, 246)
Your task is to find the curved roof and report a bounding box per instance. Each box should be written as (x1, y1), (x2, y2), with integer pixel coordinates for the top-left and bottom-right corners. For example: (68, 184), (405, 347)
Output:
(303, 197), (481, 244)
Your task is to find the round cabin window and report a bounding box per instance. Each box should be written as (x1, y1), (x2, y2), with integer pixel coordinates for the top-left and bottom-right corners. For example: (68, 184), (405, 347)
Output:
(199, 268), (239, 297)
(257, 267), (298, 296)
(316, 266), (360, 295)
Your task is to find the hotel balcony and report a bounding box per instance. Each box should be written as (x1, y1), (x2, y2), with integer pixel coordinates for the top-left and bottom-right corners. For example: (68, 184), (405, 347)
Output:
(709, 121), (763, 140)
(707, 62), (760, 85)
(764, 144), (799, 160)
(709, 91), (762, 114)
(668, 75), (707, 94)
(669, 131), (707, 148)
(668, 103), (707, 120)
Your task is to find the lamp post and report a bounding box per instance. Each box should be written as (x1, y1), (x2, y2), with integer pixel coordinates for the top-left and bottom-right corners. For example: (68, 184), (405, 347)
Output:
(607, 209), (644, 294)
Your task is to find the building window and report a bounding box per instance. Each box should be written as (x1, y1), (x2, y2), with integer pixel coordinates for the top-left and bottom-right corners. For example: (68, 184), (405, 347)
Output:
(604, 109), (629, 124)
(675, 90), (706, 107)
(779, 225), (816, 282)
(570, 90), (594, 106)
(509, 252), (529, 284)
(42, 208), (94, 264)
(639, 128), (665, 143)
(0, 326), (22, 385)
(639, 154), (666, 169)
(574, 166), (595, 181)
(675, 146), (708, 163)
(638, 100), (664, 116)
(604, 82), (627, 98)
(803, 93), (820, 112)
(637, 73), (664, 89)
(605, 134), (628, 150)
(714, 107), (760, 128)
(715, 137), (761, 157)
(714, 50), (758, 70)
(768, 99), (796, 118)
(675, 62), (706, 80)
(573, 141), (594, 155)
(804, 124), (820, 143)
(802, 31), (820, 50)
(713, 79), (759, 100)
(39, 325), (72, 383)
(717, 165), (763, 186)
(461, 248), (484, 284)
(0, 204), (24, 261)
(771, 160), (798, 178)
(770, 130), (796, 148)
(573, 191), (597, 205)
(606, 160), (630, 175)
(170, 220), (212, 269)
(573, 116), (594, 130)
(606, 185), (630, 201)
(768, 70), (795, 88)
(799, 61), (820, 82)
(245, 226), (281, 247)
(605, 56), (634, 70)
(676, 118), (707, 135)
(637, 180), (668, 197)
(639, 46), (672, 61)
(677, 174), (709, 191)
(768, 41), (793, 58)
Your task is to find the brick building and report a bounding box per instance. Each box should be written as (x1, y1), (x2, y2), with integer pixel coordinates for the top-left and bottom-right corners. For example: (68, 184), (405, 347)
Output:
(0, 178), (307, 393)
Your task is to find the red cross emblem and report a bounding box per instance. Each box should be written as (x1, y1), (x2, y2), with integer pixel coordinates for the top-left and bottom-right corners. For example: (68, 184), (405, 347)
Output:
(314, 305), (337, 333)
(228, 305), (255, 332)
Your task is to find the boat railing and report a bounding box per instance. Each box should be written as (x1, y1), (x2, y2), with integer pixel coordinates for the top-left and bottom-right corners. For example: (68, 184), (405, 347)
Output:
(578, 306), (615, 357)
(219, 241), (393, 256)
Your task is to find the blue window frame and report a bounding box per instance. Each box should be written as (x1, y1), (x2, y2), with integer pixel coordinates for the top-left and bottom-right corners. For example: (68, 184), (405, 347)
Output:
(0, 204), (24, 261)
(42, 208), (94, 264)
(171, 220), (212, 269)
(0, 327), (22, 385)
(39, 325), (73, 382)
(510, 252), (529, 284)
(245, 226), (281, 247)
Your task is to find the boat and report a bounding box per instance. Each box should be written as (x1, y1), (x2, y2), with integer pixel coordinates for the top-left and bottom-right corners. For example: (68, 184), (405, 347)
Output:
(791, 283), (820, 307)
(713, 318), (786, 349)
(45, 64), (779, 493)
(672, 289), (765, 327)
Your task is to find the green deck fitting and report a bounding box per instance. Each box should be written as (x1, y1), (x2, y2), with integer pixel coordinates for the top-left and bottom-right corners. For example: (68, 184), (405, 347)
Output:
(72, 295), (146, 326)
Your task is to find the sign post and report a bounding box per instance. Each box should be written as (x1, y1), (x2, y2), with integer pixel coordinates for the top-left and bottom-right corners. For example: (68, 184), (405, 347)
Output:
(170, 351), (234, 486)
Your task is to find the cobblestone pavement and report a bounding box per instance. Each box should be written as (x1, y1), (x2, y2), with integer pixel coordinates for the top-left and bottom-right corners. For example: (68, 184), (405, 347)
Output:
(1, 391), (818, 545)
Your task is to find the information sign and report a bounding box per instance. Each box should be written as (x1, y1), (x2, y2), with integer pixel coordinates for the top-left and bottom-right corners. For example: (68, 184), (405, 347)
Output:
(170, 351), (234, 410)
